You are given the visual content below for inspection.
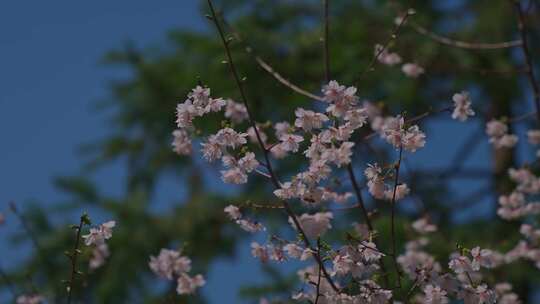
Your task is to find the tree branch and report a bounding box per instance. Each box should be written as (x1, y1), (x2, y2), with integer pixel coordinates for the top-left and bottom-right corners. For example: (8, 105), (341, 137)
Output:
(513, 0), (540, 122)
(206, 0), (339, 292)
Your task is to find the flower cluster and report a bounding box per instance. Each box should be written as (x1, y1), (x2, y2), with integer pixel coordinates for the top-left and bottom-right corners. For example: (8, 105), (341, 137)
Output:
(375, 115), (426, 152)
(82, 220), (115, 270)
(497, 168), (540, 219)
(149, 248), (205, 295)
(451, 91), (475, 121)
(374, 44), (402, 66)
(173, 86), (228, 155)
(171, 74), (536, 303)
(486, 119), (518, 148)
(402, 63), (425, 78)
(364, 163), (410, 200)
(224, 204), (265, 233)
(16, 294), (44, 304)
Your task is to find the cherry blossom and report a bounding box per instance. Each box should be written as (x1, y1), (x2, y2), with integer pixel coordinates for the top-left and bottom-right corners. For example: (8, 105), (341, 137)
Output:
(251, 242), (269, 262)
(291, 212), (333, 238)
(294, 108), (329, 131)
(247, 125), (268, 144)
(282, 243), (304, 259)
(177, 273), (206, 295)
(214, 127), (248, 149)
(381, 115), (426, 152)
(452, 91), (475, 121)
(412, 217), (437, 234)
(201, 135), (222, 162)
(486, 119), (518, 148)
(82, 220), (115, 246)
(322, 80), (359, 117)
(89, 243), (110, 270)
(16, 295), (44, 304)
(172, 129), (192, 155)
(224, 205), (242, 220)
(149, 248), (205, 295)
(423, 284), (449, 304)
(402, 63), (425, 78)
(224, 99), (248, 123)
(279, 133), (304, 153)
(374, 44), (402, 66)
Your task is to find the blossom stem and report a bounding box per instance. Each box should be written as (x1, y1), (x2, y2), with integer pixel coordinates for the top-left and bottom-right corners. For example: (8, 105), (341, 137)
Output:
(314, 238), (322, 304)
(206, 0), (339, 293)
(66, 214), (87, 304)
(409, 21), (522, 50)
(220, 9), (325, 102)
(357, 9), (412, 84)
(389, 145), (404, 288)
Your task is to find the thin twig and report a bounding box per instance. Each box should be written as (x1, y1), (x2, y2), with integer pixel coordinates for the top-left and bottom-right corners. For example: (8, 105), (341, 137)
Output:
(513, 0), (540, 122)
(389, 146), (404, 288)
(410, 21), (522, 50)
(357, 8), (413, 84)
(66, 214), (89, 304)
(314, 238), (322, 304)
(254, 57), (325, 101)
(220, 16), (325, 102)
(206, 0), (339, 292)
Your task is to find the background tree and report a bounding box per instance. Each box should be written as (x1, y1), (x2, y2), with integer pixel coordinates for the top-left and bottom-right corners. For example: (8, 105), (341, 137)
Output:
(2, 0), (539, 302)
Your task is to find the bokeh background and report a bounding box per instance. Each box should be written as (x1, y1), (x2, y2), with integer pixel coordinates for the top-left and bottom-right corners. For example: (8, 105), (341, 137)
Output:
(1, 0), (540, 303)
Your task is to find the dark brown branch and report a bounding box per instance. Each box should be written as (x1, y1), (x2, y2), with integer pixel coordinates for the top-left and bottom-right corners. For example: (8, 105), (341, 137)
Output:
(206, 0), (339, 292)
(514, 0), (540, 122)
(410, 21), (522, 50)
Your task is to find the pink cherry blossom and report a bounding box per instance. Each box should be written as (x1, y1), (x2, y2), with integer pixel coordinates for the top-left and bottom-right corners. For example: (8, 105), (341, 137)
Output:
(176, 273), (206, 295)
(278, 133), (304, 152)
(374, 44), (402, 66)
(452, 91), (475, 121)
(224, 99), (248, 123)
(424, 284), (449, 304)
(224, 205), (242, 220)
(402, 63), (425, 78)
(215, 127), (248, 149)
(294, 108), (329, 131)
(172, 129), (192, 155)
(16, 295), (44, 304)
(82, 220), (116, 246)
(412, 217), (437, 234)
(292, 212), (333, 238)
